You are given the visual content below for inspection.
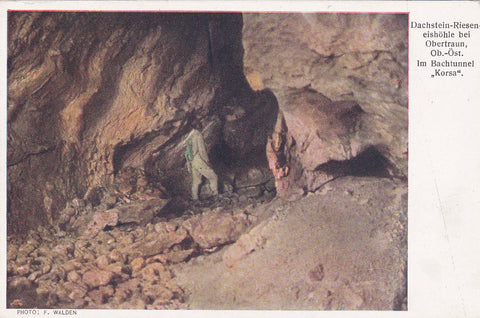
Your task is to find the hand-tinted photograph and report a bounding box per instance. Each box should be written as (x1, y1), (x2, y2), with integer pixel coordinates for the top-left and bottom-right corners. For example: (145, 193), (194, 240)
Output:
(7, 11), (408, 310)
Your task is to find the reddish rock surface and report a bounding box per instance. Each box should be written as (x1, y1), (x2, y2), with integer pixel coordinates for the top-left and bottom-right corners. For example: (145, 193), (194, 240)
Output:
(7, 12), (273, 233)
(182, 207), (250, 249)
(243, 13), (408, 196)
(82, 270), (115, 288)
(7, 12), (408, 311)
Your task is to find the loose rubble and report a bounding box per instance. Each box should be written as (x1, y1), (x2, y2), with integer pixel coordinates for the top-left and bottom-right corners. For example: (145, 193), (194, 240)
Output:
(7, 175), (407, 310)
(7, 165), (275, 309)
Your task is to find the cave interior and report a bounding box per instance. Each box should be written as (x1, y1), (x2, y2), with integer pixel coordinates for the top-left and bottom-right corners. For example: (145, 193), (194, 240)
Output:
(6, 11), (408, 310)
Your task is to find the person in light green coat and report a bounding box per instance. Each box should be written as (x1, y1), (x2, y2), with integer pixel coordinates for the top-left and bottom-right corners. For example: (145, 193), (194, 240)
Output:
(185, 124), (218, 200)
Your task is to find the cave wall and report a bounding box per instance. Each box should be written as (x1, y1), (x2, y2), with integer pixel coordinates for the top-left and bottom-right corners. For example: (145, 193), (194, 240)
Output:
(7, 12), (408, 233)
(7, 12), (272, 234)
(242, 13), (408, 198)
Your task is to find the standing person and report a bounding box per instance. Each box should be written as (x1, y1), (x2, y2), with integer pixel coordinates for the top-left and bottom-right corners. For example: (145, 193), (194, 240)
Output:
(185, 122), (218, 200)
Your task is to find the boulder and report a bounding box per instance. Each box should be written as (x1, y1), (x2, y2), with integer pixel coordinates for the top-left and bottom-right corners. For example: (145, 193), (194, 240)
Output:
(84, 198), (169, 238)
(66, 270), (82, 283)
(95, 255), (110, 270)
(106, 262), (128, 277)
(87, 285), (115, 305)
(15, 264), (31, 276)
(111, 279), (142, 305)
(130, 257), (145, 273)
(108, 249), (127, 264)
(66, 282), (88, 300)
(182, 207), (250, 249)
(142, 283), (174, 302)
(140, 263), (172, 282)
(116, 199), (170, 224)
(126, 227), (188, 259)
(82, 269), (115, 288)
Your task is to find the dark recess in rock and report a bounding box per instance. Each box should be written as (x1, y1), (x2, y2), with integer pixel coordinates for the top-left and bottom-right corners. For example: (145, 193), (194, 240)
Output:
(315, 146), (396, 179)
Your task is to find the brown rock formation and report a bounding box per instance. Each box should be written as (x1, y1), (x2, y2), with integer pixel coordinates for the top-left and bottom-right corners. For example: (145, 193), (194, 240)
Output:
(182, 207), (250, 249)
(7, 12), (277, 234)
(6, 12), (408, 310)
(243, 13), (408, 197)
(8, 12), (408, 231)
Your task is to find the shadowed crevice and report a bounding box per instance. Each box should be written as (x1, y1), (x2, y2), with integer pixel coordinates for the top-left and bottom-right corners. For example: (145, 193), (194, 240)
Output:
(315, 146), (394, 178)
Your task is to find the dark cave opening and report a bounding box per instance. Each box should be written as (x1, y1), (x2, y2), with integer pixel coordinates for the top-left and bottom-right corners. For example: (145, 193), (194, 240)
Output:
(212, 89), (279, 173)
(315, 146), (396, 179)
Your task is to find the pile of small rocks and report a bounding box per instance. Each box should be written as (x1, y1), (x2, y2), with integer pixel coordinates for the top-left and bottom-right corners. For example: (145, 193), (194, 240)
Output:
(7, 222), (188, 309)
(7, 167), (271, 309)
(7, 164), (278, 309)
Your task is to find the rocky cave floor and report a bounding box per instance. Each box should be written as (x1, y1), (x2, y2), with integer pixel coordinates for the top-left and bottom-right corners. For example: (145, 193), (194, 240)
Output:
(7, 167), (407, 310)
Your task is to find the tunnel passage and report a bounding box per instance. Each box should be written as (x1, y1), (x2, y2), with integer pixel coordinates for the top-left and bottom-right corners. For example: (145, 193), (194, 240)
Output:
(210, 89), (279, 191)
(315, 146), (397, 179)
(149, 88), (280, 218)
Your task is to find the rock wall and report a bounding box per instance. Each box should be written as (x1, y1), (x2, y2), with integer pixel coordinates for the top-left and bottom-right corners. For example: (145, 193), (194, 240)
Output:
(7, 12), (276, 234)
(242, 13), (408, 198)
(7, 12), (408, 233)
